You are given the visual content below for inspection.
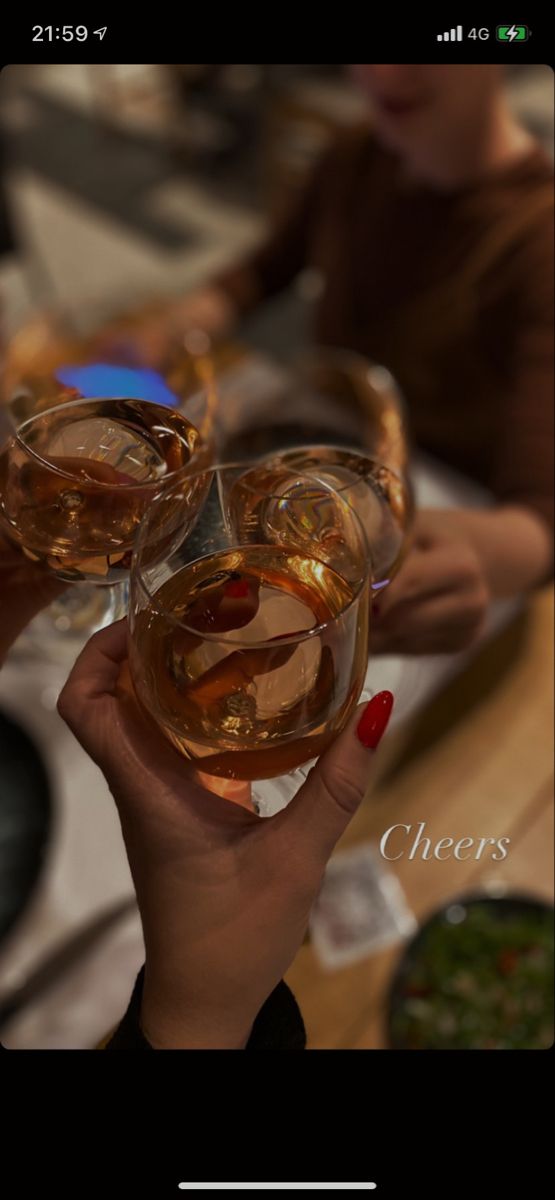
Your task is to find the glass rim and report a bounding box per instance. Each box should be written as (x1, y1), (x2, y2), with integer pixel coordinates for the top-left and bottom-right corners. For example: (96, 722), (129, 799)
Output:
(262, 443), (407, 489)
(12, 395), (207, 492)
(292, 344), (406, 407)
(131, 460), (372, 647)
(294, 343), (397, 381)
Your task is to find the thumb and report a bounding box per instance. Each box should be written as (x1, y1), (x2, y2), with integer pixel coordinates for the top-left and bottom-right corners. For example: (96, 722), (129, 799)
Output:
(57, 618), (129, 762)
(283, 691), (394, 860)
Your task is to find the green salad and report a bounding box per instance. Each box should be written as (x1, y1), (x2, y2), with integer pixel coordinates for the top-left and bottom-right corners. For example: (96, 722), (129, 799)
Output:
(389, 899), (554, 1050)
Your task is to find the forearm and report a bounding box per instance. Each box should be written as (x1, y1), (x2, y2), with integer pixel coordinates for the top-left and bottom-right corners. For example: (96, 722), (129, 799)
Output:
(452, 506), (553, 596)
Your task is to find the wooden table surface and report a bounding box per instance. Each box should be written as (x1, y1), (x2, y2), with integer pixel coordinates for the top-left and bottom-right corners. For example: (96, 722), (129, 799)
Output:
(286, 586), (554, 1049)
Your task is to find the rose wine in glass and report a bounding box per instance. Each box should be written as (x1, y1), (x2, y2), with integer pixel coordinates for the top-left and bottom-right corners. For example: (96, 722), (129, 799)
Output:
(132, 544), (367, 780)
(0, 397), (207, 584)
(129, 464), (370, 788)
(258, 447), (413, 590)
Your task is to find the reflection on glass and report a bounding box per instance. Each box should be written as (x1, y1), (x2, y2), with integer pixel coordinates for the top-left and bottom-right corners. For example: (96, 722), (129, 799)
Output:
(129, 463), (370, 787)
(259, 446), (413, 590)
(0, 397), (206, 585)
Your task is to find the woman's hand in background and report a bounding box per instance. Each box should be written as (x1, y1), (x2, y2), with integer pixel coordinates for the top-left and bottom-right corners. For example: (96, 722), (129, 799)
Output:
(371, 503), (552, 656)
(371, 509), (491, 655)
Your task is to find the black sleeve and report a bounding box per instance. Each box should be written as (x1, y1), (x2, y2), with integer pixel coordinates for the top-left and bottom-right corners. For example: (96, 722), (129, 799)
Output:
(104, 966), (306, 1051)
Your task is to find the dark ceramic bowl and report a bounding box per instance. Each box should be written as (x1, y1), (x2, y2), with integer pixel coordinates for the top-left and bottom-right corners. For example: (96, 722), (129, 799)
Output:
(388, 893), (554, 1050)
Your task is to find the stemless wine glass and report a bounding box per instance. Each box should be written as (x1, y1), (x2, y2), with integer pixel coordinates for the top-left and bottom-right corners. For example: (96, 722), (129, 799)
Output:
(219, 347), (413, 589)
(294, 348), (410, 473)
(129, 462), (371, 813)
(259, 445), (413, 592)
(221, 346), (409, 468)
(0, 395), (210, 631)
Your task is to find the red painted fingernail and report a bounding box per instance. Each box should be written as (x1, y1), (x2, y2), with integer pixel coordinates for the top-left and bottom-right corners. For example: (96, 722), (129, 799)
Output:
(356, 690), (394, 749)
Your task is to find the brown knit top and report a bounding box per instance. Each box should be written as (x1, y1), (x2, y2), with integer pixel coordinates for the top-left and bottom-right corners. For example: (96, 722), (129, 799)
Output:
(218, 127), (554, 530)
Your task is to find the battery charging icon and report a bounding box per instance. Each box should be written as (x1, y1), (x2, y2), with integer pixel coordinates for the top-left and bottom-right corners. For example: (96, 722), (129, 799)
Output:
(496, 24), (529, 41)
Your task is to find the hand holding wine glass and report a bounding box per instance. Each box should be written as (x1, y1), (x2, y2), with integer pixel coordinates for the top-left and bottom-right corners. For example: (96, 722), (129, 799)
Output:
(370, 509), (491, 655)
(58, 618), (394, 1048)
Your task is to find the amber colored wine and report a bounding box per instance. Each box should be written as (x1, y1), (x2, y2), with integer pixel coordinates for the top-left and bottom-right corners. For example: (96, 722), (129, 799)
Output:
(261, 447), (413, 586)
(130, 544), (369, 780)
(0, 398), (206, 583)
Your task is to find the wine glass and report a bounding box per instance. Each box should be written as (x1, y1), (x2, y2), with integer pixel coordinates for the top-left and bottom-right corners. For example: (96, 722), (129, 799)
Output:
(295, 348), (410, 474)
(220, 346), (409, 469)
(219, 346), (413, 588)
(129, 462), (371, 813)
(0, 396), (211, 642)
(260, 445), (413, 593)
(0, 299), (218, 655)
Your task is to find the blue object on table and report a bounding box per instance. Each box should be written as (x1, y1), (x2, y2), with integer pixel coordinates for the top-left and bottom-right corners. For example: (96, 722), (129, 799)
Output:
(55, 363), (179, 408)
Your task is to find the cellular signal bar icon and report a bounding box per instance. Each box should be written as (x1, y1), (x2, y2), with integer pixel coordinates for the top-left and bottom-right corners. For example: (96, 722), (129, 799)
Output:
(437, 26), (463, 40)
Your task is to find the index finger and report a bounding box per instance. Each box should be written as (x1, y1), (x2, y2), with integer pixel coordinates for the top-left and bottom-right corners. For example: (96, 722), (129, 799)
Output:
(377, 541), (461, 616)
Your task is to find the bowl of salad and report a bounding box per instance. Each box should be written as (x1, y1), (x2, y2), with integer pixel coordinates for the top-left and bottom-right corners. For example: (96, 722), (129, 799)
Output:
(388, 894), (554, 1050)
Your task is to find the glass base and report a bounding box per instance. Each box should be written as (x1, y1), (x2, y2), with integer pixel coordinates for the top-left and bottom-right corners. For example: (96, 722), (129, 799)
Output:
(13, 581), (129, 666)
(251, 762), (315, 818)
(250, 681), (376, 819)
